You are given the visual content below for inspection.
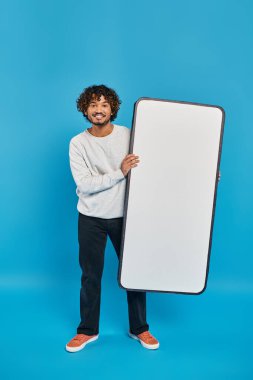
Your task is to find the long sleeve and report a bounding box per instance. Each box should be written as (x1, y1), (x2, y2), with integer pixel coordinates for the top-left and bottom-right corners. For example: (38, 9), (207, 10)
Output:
(69, 141), (125, 195)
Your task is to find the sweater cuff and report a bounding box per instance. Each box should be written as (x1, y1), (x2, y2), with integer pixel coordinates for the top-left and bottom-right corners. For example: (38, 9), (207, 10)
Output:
(111, 168), (125, 181)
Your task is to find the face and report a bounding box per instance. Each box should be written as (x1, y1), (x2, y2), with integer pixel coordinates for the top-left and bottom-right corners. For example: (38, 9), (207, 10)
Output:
(85, 95), (113, 127)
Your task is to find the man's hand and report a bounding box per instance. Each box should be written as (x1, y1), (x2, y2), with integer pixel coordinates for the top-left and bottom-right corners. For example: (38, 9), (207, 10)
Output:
(121, 154), (140, 177)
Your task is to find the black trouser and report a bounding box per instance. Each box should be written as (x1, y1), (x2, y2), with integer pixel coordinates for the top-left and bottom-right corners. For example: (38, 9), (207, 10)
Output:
(77, 212), (149, 336)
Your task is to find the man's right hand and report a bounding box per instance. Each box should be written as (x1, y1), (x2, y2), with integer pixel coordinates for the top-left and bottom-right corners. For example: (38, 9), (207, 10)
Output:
(121, 154), (140, 177)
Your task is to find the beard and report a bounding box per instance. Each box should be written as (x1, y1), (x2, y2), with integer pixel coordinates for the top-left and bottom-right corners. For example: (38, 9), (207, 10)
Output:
(87, 114), (111, 127)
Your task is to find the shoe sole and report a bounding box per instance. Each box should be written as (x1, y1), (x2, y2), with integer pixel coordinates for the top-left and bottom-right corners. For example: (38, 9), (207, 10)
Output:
(65, 334), (99, 352)
(128, 332), (159, 350)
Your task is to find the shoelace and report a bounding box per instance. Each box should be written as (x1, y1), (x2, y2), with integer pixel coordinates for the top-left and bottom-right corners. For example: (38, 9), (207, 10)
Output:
(139, 331), (155, 342)
(72, 334), (89, 342)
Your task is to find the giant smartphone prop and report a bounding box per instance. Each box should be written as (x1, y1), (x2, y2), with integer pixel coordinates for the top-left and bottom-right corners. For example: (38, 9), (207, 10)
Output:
(118, 98), (225, 294)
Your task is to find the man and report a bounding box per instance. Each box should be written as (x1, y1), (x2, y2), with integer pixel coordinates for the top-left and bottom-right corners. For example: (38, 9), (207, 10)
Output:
(66, 84), (159, 352)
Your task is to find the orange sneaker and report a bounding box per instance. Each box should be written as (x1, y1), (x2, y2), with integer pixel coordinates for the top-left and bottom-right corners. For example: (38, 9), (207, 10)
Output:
(65, 333), (99, 352)
(128, 330), (159, 350)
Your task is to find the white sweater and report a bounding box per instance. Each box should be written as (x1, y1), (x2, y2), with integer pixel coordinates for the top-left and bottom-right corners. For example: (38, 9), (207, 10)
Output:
(69, 124), (130, 218)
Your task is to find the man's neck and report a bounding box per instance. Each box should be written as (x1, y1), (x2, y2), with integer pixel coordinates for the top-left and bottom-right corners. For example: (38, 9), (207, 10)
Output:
(88, 122), (114, 137)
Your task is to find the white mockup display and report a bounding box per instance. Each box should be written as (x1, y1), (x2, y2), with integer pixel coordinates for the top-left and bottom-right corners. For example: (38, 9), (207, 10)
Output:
(118, 97), (225, 294)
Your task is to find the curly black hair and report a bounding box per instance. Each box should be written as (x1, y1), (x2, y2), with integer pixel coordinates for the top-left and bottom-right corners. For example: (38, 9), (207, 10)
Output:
(76, 84), (122, 122)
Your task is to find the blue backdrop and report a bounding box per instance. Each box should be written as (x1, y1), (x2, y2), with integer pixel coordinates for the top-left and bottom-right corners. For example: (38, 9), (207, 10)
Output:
(1, 0), (252, 379)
